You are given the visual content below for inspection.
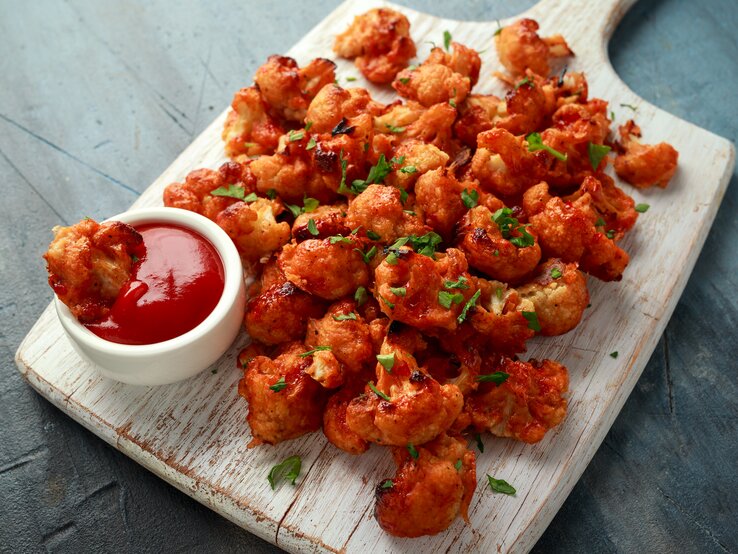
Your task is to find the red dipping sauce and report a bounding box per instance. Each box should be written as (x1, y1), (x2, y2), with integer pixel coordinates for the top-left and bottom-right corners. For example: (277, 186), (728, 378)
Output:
(86, 223), (225, 345)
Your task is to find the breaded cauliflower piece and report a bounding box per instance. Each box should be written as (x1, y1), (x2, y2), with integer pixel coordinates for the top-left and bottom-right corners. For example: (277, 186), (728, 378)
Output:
(453, 94), (502, 147)
(565, 174), (637, 236)
(346, 184), (428, 244)
(375, 432), (476, 537)
(44, 219), (144, 323)
(305, 84), (384, 134)
(374, 101), (458, 154)
(414, 168), (468, 241)
(523, 182), (629, 281)
(250, 144), (333, 204)
(222, 87), (285, 161)
(345, 332), (464, 446)
(393, 63), (470, 108)
(425, 42), (482, 86)
(323, 383), (371, 455)
(471, 127), (546, 198)
(456, 205), (542, 283)
(245, 273), (327, 346)
(215, 198), (290, 271)
(292, 204), (351, 242)
(495, 18), (572, 77)
(384, 139), (449, 191)
(374, 247), (477, 330)
(163, 161), (257, 221)
(304, 349), (344, 389)
(463, 356), (569, 443)
(517, 259), (589, 336)
(278, 237), (370, 299)
(614, 120), (679, 189)
(238, 342), (329, 446)
(254, 55), (336, 122)
(305, 299), (376, 375)
(333, 8), (417, 84)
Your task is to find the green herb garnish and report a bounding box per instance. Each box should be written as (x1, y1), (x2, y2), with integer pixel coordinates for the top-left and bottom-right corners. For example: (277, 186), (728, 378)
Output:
(487, 475), (516, 495)
(526, 132), (567, 162)
(268, 456), (301, 489)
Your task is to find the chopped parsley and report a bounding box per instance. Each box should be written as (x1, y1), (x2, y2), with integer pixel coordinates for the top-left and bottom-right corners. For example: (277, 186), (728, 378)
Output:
(345, 76), (357, 82)
(635, 203), (650, 213)
(475, 434), (485, 453)
(407, 443), (419, 459)
(354, 286), (369, 306)
(514, 77), (534, 91)
(494, 20), (504, 36)
(444, 276), (470, 290)
(443, 30), (452, 51)
(333, 312), (358, 322)
(389, 286), (407, 297)
(594, 217), (606, 228)
(299, 346), (332, 358)
(269, 377), (287, 392)
(610, 351), (619, 359)
(398, 187), (409, 204)
(377, 353), (395, 373)
(288, 129), (304, 142)
(385, 123), (405, 134)
(266, 188), (278, 200)
(492, 207), (535, 248)
(368, 381), (391, 402)
(367, 230), (381, 241)
(329, 235), (352, 245)
(487, 475), (516, 495)
(461, 188), (479, 209)
(379, 294), (395, 310)
(476, 371), (509, 385)
(355, 245), (377, 264)
(380, 479), (394, 489)
(268, 456), (301, 490)
(605, 229), (616, 239)
(409, 232), (443, 257)
(210, 184), (257, 202)
(550, 267), (562, 279)
(399, 165), (417, 174)
(587, 142), (611, 171)
(305, 121), (313, 131)
(526, 132), (567, 162)
(454, 459), (463, 471)
(439, 290), (464, 309)
(306, 136), (317, 150)
(457, 289), (481, 323)
(398, 77), (410, 85)
(522, 311), (541, 332)
(307, 219), (319, 236)
(286, 196), (319, 217)
(348, 154), (402, 194)
(620, 103), (638, 111)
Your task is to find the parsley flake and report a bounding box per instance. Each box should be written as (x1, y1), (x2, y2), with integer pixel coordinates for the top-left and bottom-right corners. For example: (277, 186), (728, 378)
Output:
(385, 123), (405, 134)
(476, 371), (509, 385)
(605, 229), (616, 239)
(487, 475), (516, 495)
(439, 290), (464, 309)
(454, 459), (462, 471)
(268, 456), (301, 490)
(457, 289), (481, 323)
(266, 188), (278, 200)
(329, 235), (352, 245)
(269, 377), (287, 392)
(475, 434), (485, 453)
(381, 479), (394, 489)
(522, 311), (541, 332)
(354, 286), (369, 306)
(398, 77), (410, 85)
(407, 443), (419, 459)
(492, 207), (535, 248)
(526, 132), (567, 162)
(355, 245), (377, 264)
(444, 276), (470, 290)
(461, 188), (479, 209)
(399, 165), (417, 174)
(210, 184), (257, 202)
(377, 353), (395, 373)
(288, 130), (305, 142)
(551, 267), (562, 279)
(333, 312), (358, 322)
(307, 219), (319, 236)
(443, 30), (452, 51)
(610, 351), (619, 359)
(367, 230), (381, 241)
(390, 286), (407, 297)
(620, 103), (638, 111)
(494, 20), (504, 36)
(306, 136), (317, 150)
(587, 142), (611, 171)
(379, 294), (395, 310)
(635, 203), (650, 213)
(595, 217), (606, 228)
(299, 346), (332, 358)
(514, 77), (534, 91)
(346, 76), (357, 82)
(368, 381), (391, 402)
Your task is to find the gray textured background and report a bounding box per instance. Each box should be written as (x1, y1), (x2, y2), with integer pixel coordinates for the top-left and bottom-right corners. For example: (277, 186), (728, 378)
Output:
(1, 0), (736, 552)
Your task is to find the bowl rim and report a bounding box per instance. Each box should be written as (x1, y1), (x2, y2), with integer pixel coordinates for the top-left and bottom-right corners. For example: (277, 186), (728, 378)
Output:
(55, 207), (243, 358)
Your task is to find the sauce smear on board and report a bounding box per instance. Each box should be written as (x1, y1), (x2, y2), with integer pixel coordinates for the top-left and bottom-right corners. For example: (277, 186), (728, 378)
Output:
(86, 223), (224, 345)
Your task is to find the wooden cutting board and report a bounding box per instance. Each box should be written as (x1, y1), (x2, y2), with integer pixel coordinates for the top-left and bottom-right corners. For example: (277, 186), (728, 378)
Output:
(15, 0), (735, 551)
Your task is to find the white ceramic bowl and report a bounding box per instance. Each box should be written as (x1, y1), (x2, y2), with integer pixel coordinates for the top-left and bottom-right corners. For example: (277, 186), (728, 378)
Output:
(55, 207), (246, 386)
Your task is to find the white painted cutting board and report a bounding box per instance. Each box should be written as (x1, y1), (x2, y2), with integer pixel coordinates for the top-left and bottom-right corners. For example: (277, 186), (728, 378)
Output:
(15, 0), (735, 552)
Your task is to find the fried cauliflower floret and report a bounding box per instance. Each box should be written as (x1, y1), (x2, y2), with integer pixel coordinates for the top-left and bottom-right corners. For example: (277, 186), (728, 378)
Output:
(292, 204), (350, 241)
(254, 55), (336, 122)
(250, 146), (334, 204)
(238, 342), (329, 446)
(524, 182), (629, 281)
(163, 161), (257, 221)
(333, 8), (416, 84)
(346, 184), (428, 244)
(278, 237), (370, 299)
(614, 120), (679, 189)
(495, 18), (572, 77)
(467, 277), (536, 355)
(426, 42), (482, 86)
(375, 433), (476, 537)
(393, 63), (470, 108)
(345, 333), (464, 446)
(463, 356), (568, 443)
(323, 383), (370, 454)
(245, 276), (327, 346)
(305, 84), (384, 134)
(384, 140), (449, 191)
(305, 299), (376, 375)
(305, 349), (344, 389)
(454, 94), (502, 147)
(471, 128), (545, 198)
(222, 87), (284, 160)
(565, 174), (637, 236)
(44, 219), (144, 323)
(374, 101), (457, 153)
(456, 205), (542, 283)
(215, 198), (290, 271)
(414, 168), (468, 241)
(516, 259), (589, 336)
(495, 76), (555, 136)
(374, 248), (477, 330)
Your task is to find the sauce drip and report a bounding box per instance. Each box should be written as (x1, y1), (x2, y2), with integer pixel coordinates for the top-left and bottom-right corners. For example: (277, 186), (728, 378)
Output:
(86, 223), (225, 345)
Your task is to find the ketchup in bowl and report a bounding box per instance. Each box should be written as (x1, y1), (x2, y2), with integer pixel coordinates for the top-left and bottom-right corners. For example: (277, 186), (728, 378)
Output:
(85, 223), (225, 345)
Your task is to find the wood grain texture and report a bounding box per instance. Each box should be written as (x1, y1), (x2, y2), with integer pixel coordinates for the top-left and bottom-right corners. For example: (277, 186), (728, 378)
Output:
(12, 0), (735, 552)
